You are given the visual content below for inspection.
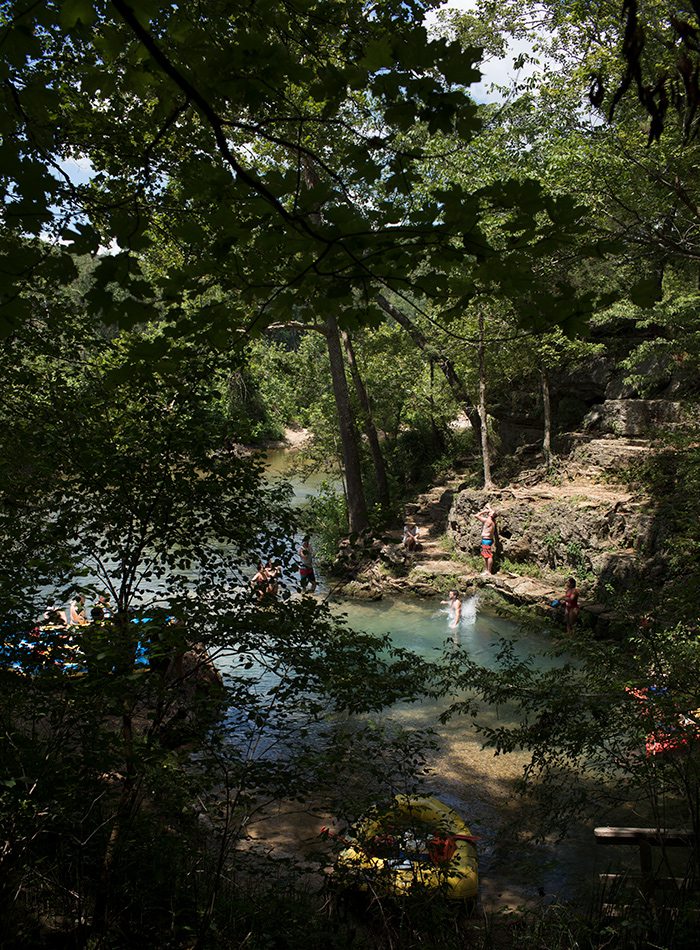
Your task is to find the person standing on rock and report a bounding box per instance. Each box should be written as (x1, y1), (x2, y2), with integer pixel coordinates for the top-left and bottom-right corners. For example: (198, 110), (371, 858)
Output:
(252, 561), (269, 601)
(298, 535), (317, 593)
(265, 559), (281, 597)
(563, 577), (580, 634)
(475, 505), (497, 574)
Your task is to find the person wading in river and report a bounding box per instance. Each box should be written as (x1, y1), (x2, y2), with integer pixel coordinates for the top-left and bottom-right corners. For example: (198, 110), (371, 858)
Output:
(441, 590), (462, 628)
(298, 535), (317, 593)
(475, 504), (497, 574)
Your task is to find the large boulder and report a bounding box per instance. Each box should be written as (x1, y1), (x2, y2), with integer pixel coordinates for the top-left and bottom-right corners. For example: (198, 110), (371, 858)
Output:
(583, 399), (689, 437)
(158, 645), (225, 748)
(378, 543), (411, 575)
(448, 489), (656, 576)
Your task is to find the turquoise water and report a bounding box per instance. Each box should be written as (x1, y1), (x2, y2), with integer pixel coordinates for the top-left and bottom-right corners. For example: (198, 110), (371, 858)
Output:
(256, 448), (594, 905)
(326, 595), (595, 908)
(334, 593), (553, 666)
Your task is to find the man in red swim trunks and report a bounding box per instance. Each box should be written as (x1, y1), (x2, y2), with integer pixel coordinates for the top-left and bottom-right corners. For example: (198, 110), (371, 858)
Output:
(475, 504), (496, 574)
(298, 535), (317, 593)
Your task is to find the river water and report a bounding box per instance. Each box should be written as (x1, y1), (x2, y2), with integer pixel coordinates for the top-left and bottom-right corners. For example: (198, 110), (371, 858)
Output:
(263, 448), (601, 907)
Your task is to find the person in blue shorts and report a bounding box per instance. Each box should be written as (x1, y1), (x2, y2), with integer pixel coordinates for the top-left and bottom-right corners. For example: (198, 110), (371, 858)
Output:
(475, 504), (497, 575)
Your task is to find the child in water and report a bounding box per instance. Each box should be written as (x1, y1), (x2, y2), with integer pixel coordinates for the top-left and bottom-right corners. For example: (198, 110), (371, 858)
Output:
(441, 590), (462, 628)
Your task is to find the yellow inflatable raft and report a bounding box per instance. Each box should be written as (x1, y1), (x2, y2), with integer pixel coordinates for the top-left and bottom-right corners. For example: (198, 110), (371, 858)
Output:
(336, 795), (478, 901)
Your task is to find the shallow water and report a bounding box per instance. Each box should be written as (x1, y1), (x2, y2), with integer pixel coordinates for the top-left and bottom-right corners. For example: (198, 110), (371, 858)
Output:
(258, 448), (601, 905)
(328, 593), (595, 906)
(264, 446), (339, 508)
(334, 593), (554, 666)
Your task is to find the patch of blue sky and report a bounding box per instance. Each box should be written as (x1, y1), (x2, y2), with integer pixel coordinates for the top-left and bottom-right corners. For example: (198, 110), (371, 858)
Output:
(57, 154), (95, 186)
(37, 154), (92, 246)
(424, 0), (549, 105)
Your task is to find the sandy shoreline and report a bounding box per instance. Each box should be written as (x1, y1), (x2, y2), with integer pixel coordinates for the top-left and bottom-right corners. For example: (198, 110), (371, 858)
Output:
(259, 425), (311, 451)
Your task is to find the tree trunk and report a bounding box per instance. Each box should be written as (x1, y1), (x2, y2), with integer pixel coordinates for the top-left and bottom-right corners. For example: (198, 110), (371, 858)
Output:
(300, 157), (369, 534)
(376, 293), (482, 442)
(429, 359), (443, 452)
(478, 309), (493, 489)
(341, 330), (391, 513)
(541, 369), (553, 466)
(91, 611), (141, 937)
(325, 314), (369, 534)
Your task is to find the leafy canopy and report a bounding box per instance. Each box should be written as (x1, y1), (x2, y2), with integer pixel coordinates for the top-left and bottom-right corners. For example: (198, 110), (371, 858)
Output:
(0, 0), (486, 340)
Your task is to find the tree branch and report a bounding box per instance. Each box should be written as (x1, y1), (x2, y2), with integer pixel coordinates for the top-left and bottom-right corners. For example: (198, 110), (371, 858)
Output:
(110, 0), (324, 245)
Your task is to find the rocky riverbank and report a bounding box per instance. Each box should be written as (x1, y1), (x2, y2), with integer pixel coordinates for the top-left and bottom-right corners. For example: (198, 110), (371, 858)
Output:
(332, 432), (671, 636)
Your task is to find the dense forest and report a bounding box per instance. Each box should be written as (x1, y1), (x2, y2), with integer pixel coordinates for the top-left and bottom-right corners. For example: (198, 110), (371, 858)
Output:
(1, 1), (700, 947)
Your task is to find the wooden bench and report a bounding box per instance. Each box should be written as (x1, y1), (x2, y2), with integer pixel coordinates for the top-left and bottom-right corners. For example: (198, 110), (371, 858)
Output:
(594, 826), (697, 912)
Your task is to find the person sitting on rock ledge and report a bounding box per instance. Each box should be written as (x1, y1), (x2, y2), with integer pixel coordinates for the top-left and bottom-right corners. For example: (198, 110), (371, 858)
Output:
(402, 519), (420, 552)
(69, 594), (89, 625)
(475, 505), (497, 575)
(42, 604), (67, 627)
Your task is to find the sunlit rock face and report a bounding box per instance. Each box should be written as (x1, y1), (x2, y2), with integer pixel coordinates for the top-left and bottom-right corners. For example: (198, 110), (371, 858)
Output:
(447, 486), (664, 587)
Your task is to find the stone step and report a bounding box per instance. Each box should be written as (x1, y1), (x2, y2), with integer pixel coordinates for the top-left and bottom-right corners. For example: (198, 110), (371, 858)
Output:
(409, 559), (460, 576)
(414, 549), (454, 562)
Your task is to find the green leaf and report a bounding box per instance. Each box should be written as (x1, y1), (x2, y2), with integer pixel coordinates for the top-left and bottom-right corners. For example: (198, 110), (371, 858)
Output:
(441, 43), (482, 87)
(359, 36), (394, 71)
(629, 277), (662, 309)
(62, 223), (101, 255)
(1, 23), (42, 66)
(60, 0), (96, 28)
